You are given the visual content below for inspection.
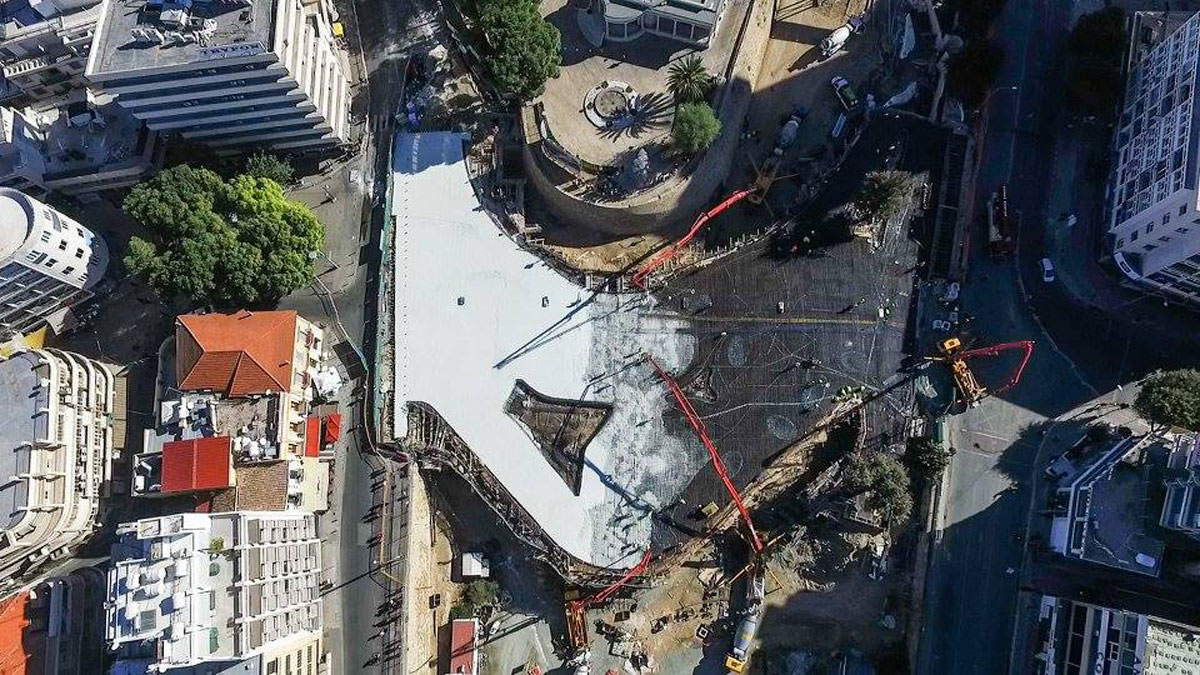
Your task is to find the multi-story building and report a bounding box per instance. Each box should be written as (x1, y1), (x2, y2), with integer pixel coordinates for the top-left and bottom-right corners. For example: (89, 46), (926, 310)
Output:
(1107, 11), (1200, 305)
(0, 0), (102, 105)
(84, 0), (351, 152)
(0, 187), (108, 336)
(1032, 595), (1200, 674)
(0, 348), (116, 596)
(1161, 432), (1200, 538)
(596, 0), (727, 46)
(0, 568), (107, 674)
(0, 95), (162, 199)
(105, 512), (324, 673)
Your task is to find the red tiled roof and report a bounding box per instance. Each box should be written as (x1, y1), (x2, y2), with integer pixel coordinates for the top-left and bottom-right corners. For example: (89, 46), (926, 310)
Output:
(0, 593), (31, 675)
(161, 437), (234, 494)
(176, 310), (299, 397)
(305, 416), (321, 458)
(449, 619), (477, 675)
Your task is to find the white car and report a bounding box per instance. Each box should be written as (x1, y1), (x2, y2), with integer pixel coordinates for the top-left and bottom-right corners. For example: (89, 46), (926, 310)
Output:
(1040, 258), (1056, 282)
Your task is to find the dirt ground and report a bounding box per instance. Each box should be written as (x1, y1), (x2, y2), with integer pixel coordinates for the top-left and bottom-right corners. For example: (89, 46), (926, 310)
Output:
(533, 0), (880, 271)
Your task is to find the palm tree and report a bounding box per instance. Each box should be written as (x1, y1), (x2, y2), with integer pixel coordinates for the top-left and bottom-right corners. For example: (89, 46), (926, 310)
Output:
(666, 55), (712, 103)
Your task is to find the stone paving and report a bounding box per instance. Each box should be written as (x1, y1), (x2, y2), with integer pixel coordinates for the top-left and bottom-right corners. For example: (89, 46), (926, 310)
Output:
(535, 0), (746, 167)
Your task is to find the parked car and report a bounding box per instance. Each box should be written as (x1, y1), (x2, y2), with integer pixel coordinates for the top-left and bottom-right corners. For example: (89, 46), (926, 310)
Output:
(831, 76), (860, 111)
(1040, 258), (1056, 282)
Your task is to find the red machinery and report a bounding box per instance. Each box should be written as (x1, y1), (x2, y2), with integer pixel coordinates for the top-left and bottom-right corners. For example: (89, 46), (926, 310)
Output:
(565, 550), (653, 651)
(935, 338), (1034, 406)
(631, 189), (752, 288)
(646, 356), (764, 554)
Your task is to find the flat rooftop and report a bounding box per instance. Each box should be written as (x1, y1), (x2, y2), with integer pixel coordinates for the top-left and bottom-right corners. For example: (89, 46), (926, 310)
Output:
(0, 352), (45, 530)
(392, 132), (695, 567)
(90, 0), (275, 75)
(37, 101), (151, 180)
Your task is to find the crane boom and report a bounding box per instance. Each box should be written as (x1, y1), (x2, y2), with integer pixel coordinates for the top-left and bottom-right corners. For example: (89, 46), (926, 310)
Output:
(958, 340), (1034, 394)
(631, 189), (752, 288)
(564, 551), (652, 652)
(647, 356), (764, 553)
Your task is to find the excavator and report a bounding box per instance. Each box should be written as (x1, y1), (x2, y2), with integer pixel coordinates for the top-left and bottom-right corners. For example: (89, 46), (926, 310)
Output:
(932, 337), (1035, 407)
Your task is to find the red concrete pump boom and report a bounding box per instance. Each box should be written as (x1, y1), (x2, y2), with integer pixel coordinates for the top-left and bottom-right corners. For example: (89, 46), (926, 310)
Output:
(958, 340), (1035, 395)
(631, 189), (752, 288)
(646, 356), (764, 554)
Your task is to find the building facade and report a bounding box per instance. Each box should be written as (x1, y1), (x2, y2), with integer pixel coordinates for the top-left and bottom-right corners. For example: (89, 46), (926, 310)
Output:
(596, 0), (726, 46)
(1107, 12), (1200, 305)
(0, 97), (162, 199)
(0, 187), (108, 336)
(0, 0), (102, 105)
(0, 568), (108, 674)
(1161, 432), (1200, 538)
(85, 0), (351, 152)
(105, 512), (323, 672)
(0, 349), (116, 596)
(1033, 595), (1200, 674)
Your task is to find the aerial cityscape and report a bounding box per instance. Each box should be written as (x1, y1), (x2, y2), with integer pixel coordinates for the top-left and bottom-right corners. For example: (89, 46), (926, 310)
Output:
(2, 0), (1200, 673)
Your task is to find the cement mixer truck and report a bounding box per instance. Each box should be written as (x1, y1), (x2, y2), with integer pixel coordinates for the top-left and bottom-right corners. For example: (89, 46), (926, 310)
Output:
(724, 566), (766, 674)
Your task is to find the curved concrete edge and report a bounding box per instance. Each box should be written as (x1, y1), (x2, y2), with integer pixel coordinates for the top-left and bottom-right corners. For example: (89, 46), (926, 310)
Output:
(521, 0), (775, 236)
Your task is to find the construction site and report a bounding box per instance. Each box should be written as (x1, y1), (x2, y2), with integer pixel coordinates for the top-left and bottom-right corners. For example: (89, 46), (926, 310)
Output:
(378, 5), (1036, 668)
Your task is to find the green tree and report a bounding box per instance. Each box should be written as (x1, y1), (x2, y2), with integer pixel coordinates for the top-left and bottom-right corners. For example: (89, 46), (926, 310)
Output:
(904, 435), (955, 483)
(845, 451), (914, 524)
(1135, 369), (1200, 431)
(672, 102), (721, 154)
(477, 0), (561, 101)
(123, 165), (324, 306)
(666, 55), (713, 103)
(851, 170), (915, 229)
(244, 152), (295, 186)
(947, 39), (1005, 108)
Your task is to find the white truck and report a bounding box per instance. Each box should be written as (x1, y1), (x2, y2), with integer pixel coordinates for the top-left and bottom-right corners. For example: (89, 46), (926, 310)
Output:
(820, 14), (867, 58)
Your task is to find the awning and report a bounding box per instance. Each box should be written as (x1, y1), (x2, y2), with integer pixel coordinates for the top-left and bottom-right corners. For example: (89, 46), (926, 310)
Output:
(305, 416), (321, 457)
(323, 413), (342, 443)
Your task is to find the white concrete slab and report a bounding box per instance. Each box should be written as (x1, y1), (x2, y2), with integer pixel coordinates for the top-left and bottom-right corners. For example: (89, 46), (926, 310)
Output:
(392, 133), (697, 566)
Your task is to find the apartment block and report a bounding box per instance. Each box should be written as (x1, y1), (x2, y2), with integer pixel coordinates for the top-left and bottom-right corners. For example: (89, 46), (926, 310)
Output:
(1161, 432), (1200, 539)
(1032, 595), (1200, 674)
(0, 187), (108, 336)
(0, 348), (116, 596)
(105, 512), (324, 672)
(0, 0), (102, 105)
(0, 95), (162, 199)
(1107, 12), (1200, 305)
(85, 0), (351, 152)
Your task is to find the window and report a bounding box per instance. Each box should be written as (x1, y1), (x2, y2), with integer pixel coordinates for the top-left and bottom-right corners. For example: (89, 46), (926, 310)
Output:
(1147, 221), (1156, 233)
(1145, 244), (1158, 251)
(1159, 236), (1171, 242)
(1131, 230), (1141, 241)
(1177, 227), (1190, 233)
(1163, 213), (1171, 224)
(267, 660), (279, 675)
(57, 240), (66, 250)
(39, 232), (50, 243)
(47, 258), (57, 267)
(61, 266), (74, 275)
(1116, 238), (1125, 248)
(26, 251), (47, 264)
(74, 248), (84, 258)
(1180, 203), (1188, 216)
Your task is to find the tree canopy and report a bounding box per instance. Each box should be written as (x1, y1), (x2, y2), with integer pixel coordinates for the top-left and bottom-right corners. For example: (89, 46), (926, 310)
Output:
(123, 165), (324, 306)
(947, 39), (1005, 108)
(904, 435), (956, 483)
(847, 451), (914, 524)
(244, 152), (295, 186)
(667, 55), (713, 103)
(851, 170), (915, 229)
(672, 101), (721, 154)
(1135, 369), (1200, 431)
(477, 0), (561, 102)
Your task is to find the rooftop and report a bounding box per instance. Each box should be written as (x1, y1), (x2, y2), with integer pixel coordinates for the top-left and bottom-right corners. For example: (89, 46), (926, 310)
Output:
(1145, 615), (1200, 672)
(0, 352), (47, 530)
(160, 436), (234, 494)
(176, 310), (299, 397)
(0, 0), (98, 34)
(89, 0), (276, 76)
